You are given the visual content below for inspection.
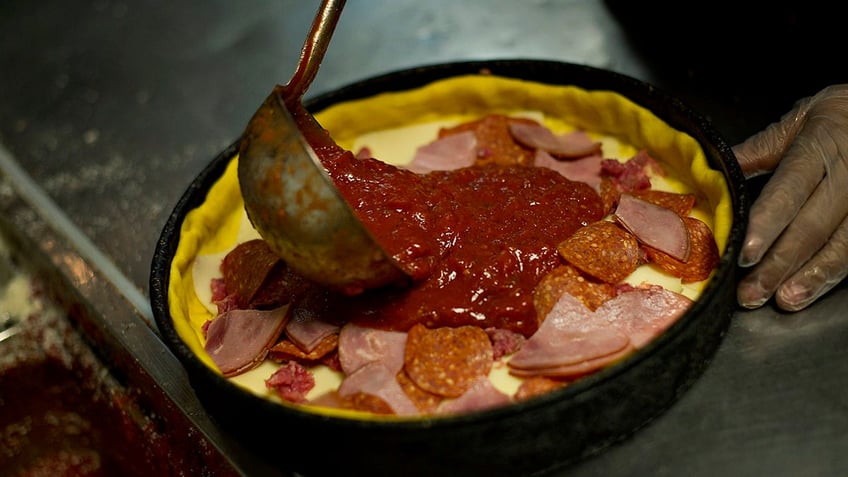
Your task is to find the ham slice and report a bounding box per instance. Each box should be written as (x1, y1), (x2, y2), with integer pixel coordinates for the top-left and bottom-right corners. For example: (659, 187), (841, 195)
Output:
(204, 304), (290, 377)
(338, 323), (408, 375)
(338, 361), (419, 416)
(534, 149), (603, 190)
(509, 122), (601, 158)
(509, 327), (631, 371)
(509, 284), (693, 378)
(614, 193), (690, 261)
(284, 307), (340, 353)
(597, 285), (693, 348)
(406, 130), (477, 173)
(436, 377), (511, 415)
(508, 345), (633, 378)
(538, 289), (609, 331)
(508, 293), (631, 373)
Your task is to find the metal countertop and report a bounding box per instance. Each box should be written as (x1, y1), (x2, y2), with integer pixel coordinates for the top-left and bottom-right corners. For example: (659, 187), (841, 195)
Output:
(1, 1), (846, 476)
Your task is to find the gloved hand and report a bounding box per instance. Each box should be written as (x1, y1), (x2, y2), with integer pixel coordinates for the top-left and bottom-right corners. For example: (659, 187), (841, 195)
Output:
(734, 84), (848, 312)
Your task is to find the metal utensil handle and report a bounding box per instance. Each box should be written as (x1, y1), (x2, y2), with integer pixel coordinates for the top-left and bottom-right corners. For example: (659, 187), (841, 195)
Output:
(286, 0), (346, 99)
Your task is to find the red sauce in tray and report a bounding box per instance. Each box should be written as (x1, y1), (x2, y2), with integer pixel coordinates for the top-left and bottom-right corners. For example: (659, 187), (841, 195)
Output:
(322, 152), (604, 337)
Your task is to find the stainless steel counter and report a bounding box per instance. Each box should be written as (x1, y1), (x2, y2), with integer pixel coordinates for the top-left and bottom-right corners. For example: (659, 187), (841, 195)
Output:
(1, 1), (846, 476)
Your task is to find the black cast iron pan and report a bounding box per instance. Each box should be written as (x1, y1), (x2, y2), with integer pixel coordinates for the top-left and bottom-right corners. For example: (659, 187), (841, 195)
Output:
(150, 59), (748, 477)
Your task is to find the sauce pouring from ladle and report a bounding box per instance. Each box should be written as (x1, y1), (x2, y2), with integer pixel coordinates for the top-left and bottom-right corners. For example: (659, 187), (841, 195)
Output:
(238, 0), (408, 295)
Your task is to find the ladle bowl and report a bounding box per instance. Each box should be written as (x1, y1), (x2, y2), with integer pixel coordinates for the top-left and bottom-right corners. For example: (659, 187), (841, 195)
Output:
(238, 86), (407, 294)
(237, 0), (406, 293)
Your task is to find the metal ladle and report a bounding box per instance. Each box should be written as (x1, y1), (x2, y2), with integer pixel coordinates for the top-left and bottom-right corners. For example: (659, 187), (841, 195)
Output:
(237, 0), (407, 294)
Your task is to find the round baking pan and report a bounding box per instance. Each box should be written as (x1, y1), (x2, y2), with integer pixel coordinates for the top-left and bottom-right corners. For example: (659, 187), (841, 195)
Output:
(150, 59), (748, 477)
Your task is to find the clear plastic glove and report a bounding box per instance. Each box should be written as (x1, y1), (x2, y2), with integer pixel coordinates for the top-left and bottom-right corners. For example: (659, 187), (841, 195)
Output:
(734, 84), (848, 312)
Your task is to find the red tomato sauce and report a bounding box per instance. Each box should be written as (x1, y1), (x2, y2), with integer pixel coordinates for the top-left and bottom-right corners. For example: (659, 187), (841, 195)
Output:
(322, 152), (604, 337)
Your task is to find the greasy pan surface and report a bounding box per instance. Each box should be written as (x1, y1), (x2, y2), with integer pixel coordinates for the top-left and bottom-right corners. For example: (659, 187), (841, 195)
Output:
(150, 59), (748, 477)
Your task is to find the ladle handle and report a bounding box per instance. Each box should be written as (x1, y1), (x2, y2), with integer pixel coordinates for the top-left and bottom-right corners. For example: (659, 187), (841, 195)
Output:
(285, 0), (346, 100)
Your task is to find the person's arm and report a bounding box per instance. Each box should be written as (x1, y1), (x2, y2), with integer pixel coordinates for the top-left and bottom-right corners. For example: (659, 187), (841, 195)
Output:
(734, 84), (848, 311)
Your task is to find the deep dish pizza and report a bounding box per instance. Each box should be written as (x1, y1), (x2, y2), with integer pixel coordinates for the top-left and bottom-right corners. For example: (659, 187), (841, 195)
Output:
(169, 74), (731, 418)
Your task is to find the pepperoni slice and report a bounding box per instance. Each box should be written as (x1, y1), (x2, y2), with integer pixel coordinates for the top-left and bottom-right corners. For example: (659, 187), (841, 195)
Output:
(339, 392), (395, 415)
(631, 189), (696, 217)
(598, 176), (619, 216)
(534, 265), (617, 316)
(220, 238), (310, 309)
(438, 114), (537, 166)
(514, 376), (567, 402)
(404, 324), (494, 398)
(557, 221), (641, 284)
(396, 369), (443, 414)
(310, 390), (395, 415)
(220, 239), (282, 309)
(250, 263), (310, 309)
(268, 334), (339, 364)
(644, 217), (720, 282)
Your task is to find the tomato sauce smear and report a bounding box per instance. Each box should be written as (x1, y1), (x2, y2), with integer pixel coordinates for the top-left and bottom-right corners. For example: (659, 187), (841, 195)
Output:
(323, 152), (604, 337)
